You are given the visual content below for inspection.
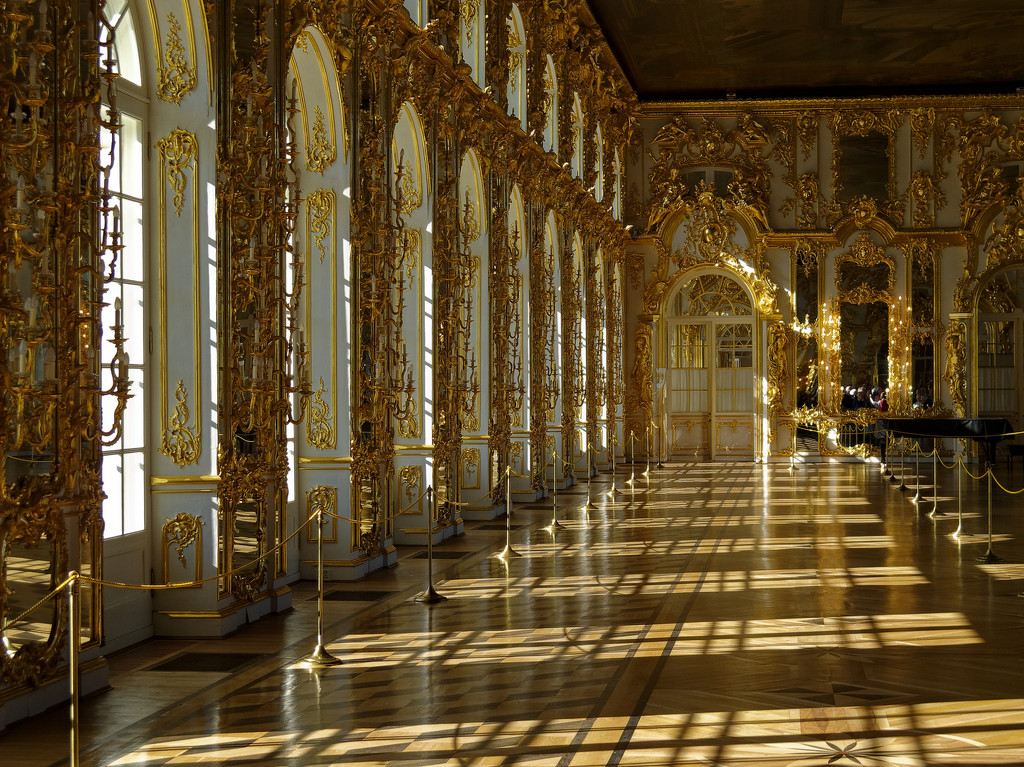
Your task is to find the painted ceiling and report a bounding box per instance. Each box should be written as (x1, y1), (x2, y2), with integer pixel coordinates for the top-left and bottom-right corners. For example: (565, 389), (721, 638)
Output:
(584, 0), (1024, 101)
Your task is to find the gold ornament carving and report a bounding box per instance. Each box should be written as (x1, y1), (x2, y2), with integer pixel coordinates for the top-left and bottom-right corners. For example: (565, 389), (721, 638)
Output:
(306, 189), (335, 264)
(157, 12), (197, 105)
(306, 485), (337, 543)
(160, 380), (201, 467)
(910, 107), (935, 158)
(306, 378), (335, 449)
(908, 171), (946, 228)
(162, 513), (204, 585)
(397, 399), (421, 439)
(306, 105), (336, 173)
(943, 320), (968, 417)
(157, 129), (199, 216)
(399, 465), (422, 506)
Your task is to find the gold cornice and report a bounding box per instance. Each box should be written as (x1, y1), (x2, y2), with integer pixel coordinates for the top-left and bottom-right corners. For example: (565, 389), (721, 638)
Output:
(151, 475), (219, 485)
(762, 229), (967, 249)
(639, 94), (1024, 118)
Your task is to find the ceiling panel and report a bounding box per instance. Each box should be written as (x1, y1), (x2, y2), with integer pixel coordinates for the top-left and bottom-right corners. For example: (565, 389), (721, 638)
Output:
(584, 0), (1024, 101)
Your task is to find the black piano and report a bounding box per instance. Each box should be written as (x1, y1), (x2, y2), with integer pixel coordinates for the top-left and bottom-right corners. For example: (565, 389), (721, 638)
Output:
(876, 417), (1013, 464)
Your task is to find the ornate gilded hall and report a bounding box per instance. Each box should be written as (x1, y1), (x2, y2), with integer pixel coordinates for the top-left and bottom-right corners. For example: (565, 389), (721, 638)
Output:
(3, 1), (1024, 764)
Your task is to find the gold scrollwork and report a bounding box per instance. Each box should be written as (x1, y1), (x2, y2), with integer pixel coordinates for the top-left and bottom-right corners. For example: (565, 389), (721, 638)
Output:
(156, 129), (199, 216)
(306, 189), (335, 264)
(306, 105), (336, 173)
(461, 447), (480, 489)
(157, 12), (197, 105)
(162, 512), (204, 585)
(398, 465), (422, 510)
(944, 320), (968, 417)
(306, 377), (336, 449)
(306, 485), (337, 543)
(398, 398), (421, 439)
(161, 380), (201, 467)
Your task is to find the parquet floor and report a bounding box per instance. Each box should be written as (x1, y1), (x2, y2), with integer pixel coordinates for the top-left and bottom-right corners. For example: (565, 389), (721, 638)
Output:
(4, 459), (1024, 766)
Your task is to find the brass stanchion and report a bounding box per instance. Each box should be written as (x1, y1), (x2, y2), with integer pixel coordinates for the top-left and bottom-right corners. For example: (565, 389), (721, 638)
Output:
(888, 432), (899, 483)
(548, 443), (565, 530)
(305, 505), (343, 664)
(911, 441), (922, 504)
(586, 442), (596, 510)
(626, 430), (635, 487)
(929, 449), (945, 517)
(977, 463), (1003, 563)
(416, 487), (449, 602)
(644, 425), (651, 477)
(954, 456), (965, 538)
(898, 438), (908, 491)
(499, 468), (522, 559)
(69, 571), (80, 767)
(657, 423), (665, 469)
(608, 433), (621, 497)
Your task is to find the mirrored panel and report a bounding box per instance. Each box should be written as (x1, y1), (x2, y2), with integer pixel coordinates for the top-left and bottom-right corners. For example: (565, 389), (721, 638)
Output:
(839, 133), (889, 202)
(839, 301), (888, 408)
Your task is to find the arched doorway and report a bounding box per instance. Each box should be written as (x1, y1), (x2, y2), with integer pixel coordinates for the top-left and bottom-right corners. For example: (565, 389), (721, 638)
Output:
(977, 265), (1024, 438)
(662, 272), (755, 460)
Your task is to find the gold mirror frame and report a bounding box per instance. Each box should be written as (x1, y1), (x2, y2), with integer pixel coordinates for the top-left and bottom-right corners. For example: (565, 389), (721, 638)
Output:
(0, 511), (67, 688)
(219, 473), (268, 602)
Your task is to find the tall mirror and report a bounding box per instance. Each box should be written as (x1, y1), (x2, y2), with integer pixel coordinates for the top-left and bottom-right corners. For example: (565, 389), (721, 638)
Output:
(838, 132), (890, 202)
(795, 245), (819, 408)
(220, 477), (268, 602)
(1, 521), (65, 686)
(834, 236), (894, 411)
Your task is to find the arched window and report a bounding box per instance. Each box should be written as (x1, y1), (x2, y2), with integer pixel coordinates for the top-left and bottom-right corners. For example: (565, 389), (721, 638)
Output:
(543, 55), (558, 154)
(613, 149), (622, 220)
(461, 0), (485, 88)
(506, 6), (528, 132)
(403, 0), (428, 26)
(570, 94), (584, 179)
(100, 0), (148, 538)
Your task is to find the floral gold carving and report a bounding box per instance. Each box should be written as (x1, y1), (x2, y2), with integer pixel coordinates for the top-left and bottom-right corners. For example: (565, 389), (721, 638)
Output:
(162, 513), (204, 585)
(306, 105), (336, 173)
(306, 378), (335, 449)
(156, 129), (199, 216)
(161, 380), (201, 467)
(944, 320), (968, 417)
(306, 189), (335, 264)
(157, 12), (197, 105)
(399, 465), (422, 507)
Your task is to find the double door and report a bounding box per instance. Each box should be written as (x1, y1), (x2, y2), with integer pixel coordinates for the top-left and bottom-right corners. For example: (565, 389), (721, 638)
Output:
(666, 319), (754, 460)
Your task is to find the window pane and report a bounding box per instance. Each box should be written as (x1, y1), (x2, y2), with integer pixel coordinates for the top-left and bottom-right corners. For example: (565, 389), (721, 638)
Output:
(102, 454), (124, 538)
(123, 451), (147, 534)
(120, 199), (145, 282)
(120, 113), (144, 199)
(115, 11), (143, 87)
(121, 282), (145, 362)
(122, 369), (145, 451)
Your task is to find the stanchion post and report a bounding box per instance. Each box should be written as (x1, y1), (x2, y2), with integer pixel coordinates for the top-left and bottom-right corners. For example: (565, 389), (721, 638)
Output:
(609, 433), (620, 497)
(305, 505), (343, 664)
(548, 443), (565, 530)
(586, 443), (596, 509)
(898, 438), (907, 491)
(912, 441), (922, 504)
(500, 467), (522, 559)
(954, 456), (965, 538)
(69, 571), (80, 767)
(977, 463), (1002, 563)
(417, 486), (449, 601)
(929, 449), (944, 517)
(627, 430), (635, 487)
(657, 423), (665, 469)
(644, 425), (651, 476)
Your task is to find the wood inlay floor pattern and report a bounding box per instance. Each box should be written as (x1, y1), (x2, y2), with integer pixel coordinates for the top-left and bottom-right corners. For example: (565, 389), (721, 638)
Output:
(3, 462), (1024, 765)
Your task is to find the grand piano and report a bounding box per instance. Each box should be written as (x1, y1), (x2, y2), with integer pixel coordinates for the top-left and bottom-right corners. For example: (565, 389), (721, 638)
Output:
(876, 417), (1014, 465)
